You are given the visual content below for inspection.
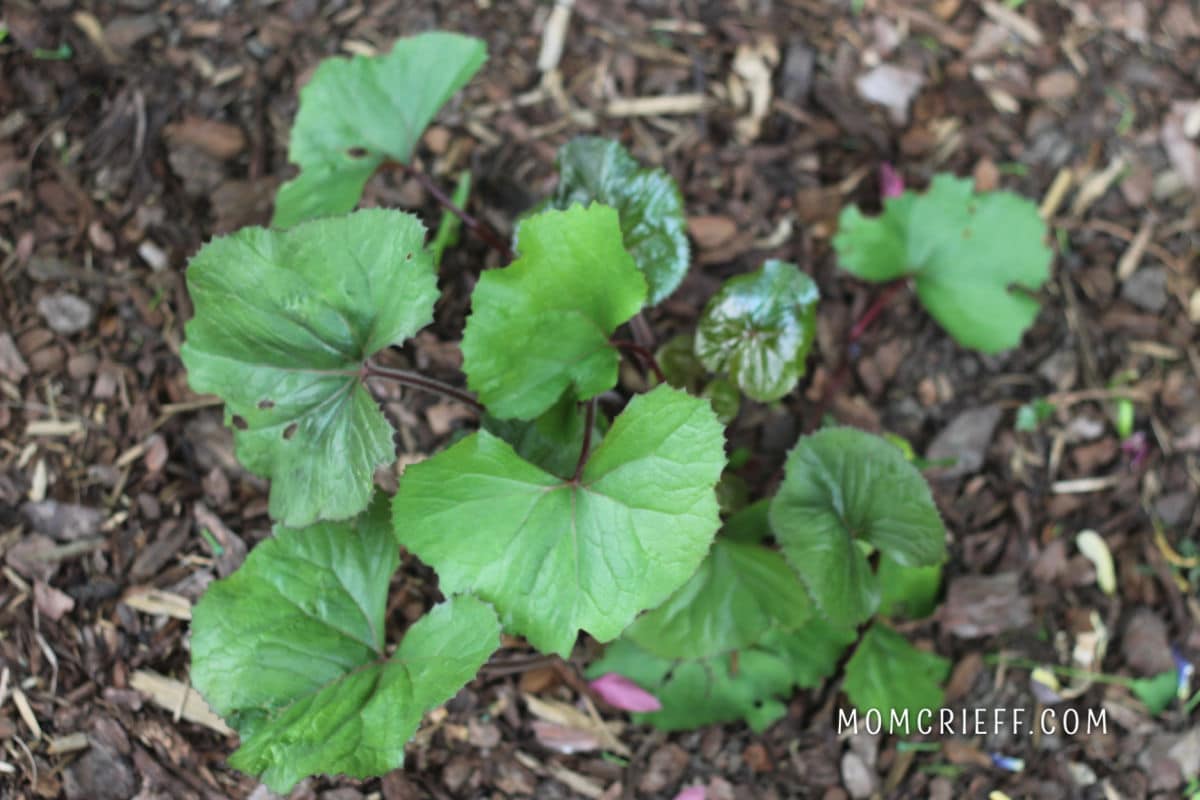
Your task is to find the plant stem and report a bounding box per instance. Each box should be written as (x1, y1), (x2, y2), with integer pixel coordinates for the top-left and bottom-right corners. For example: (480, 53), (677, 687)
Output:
(611, 339), (666, 383)
(363, 361), (484, 413)
(387, 161), (515, 261)
(572, 399), (597, 482)
(805, 279), (907, 432)
(848, 279), (906, 343)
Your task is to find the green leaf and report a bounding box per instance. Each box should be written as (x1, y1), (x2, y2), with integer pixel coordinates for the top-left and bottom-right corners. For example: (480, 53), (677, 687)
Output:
(589, 619), (854, 732)
(694, 260), (819, 403)
(843, 624), (949, 731)
(833, 174), (1052, 353)
(702, 377), (741, 424)
(551, 137), (689, 305)
(722, 498), (771, 543)
(625, 538), (813, 660)
(769, 427), (946, 628)
(1132, 670), (1178, 715)
(273, 33), (487, 228)
(190, 497), (500, 793)
(482, 392), (603, 480)
(657, 333), (706, 392)
(393, 385), (724, 656)
(461, 204), (647, 420)
(430, 170), (471, 265)
(877, 556), (942, 620)
(181, 210), (437, 527)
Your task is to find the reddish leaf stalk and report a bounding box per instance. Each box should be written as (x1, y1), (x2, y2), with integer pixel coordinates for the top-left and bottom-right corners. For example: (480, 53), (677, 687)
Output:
(363, 361), (484, 413)
(572, 399), (597, 482)
(611, 339), (666, 384)
(848, 279), (906, 343)
(387, 161), (515, 261)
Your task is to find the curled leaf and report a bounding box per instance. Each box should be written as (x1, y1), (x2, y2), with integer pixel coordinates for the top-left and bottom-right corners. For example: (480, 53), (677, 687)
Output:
(1076, 530), (1116, 595)
(694, 260), (819, 403)
(589, 673), (662, 713)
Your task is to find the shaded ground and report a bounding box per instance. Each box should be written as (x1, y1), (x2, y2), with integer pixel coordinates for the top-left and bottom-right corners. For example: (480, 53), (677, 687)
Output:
(1, 0), (1199, 798)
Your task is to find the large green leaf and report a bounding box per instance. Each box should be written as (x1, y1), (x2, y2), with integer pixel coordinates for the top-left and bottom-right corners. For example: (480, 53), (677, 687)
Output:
(190, 497), (500, 793)
(769, 428), (945, 628)
(833, 174), (1052, 353)
(625, 537), (813, 660)
(843, 624), (949, 731)
(392, 385), (724, 656)
(694, 260), (819, 403)
(461, 204), (647, 420)
(551, 137), (689, 305)
(589, 619), (855, 732)
(273, 33), (487, 228)
(181, 210), (437, 527)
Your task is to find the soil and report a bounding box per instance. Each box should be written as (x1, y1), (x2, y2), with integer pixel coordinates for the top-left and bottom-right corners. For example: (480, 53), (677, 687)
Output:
(2, 1), (1199, 799)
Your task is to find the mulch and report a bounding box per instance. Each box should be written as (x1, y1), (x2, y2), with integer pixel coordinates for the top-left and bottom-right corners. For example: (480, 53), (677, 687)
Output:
(1, 1), (1198, 798)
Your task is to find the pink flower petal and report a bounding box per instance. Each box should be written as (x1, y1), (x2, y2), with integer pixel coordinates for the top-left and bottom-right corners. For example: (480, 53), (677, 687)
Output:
(588, 673), (662, 712)
(879, 162), (905, 199)
(673, 787), (706, 800)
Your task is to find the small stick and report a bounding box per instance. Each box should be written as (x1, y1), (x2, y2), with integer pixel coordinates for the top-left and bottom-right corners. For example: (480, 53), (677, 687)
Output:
(364, 361), (484, 413)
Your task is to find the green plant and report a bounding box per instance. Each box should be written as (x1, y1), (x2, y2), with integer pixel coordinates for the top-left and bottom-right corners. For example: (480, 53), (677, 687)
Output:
(833, 174), (1053, 353)
(182, 30), (992, 793)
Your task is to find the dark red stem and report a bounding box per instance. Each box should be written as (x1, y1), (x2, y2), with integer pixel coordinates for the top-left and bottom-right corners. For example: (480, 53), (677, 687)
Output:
(388, 162), (515, 261)
(611, 339), (666, 384)
(572, 399), (597, 482)
(364, 361), (484, 413)
(848, 279), (905, 343)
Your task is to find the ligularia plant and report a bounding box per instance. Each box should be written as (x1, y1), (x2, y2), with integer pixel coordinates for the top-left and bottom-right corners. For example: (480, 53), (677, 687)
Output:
(178, 29), (1043, 792)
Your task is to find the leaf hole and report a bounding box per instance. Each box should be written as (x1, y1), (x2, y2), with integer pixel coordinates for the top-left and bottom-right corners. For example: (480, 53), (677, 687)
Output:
(405, 252), (413, 261)
(231, 415), (248, 430)
(257, 399), (275, 410)
(346, 146), (369, 159)
(962, 227), (973, 240)
(283, 422), (299, 440)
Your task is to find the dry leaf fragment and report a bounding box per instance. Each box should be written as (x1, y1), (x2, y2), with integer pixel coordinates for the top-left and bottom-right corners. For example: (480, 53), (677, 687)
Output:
(1076, 530), (1116, 595)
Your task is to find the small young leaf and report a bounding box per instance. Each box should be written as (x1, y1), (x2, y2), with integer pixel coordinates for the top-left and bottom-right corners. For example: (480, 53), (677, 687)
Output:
(551, 137), (689, 305)
(624, 537), (814, 660)
(877, 555), (942, 620)
(393, 385), (724, 657)
(1131, 670), (1178, 715)
(843, 624), (949, 731)
(589, 619), (855, 732)
(833, 174), (1052, 353)
(657, 333), (706, 392)
(181, 210), (437, 527)
(694, 260), (819, 403)
(702, 377), (741, 424)
(769, 427), (946, 628)
(190, 497), (500, 792)
(461, 204), (647, 420)
(273, 33), (487, 228)
(430, 170), (471, 265)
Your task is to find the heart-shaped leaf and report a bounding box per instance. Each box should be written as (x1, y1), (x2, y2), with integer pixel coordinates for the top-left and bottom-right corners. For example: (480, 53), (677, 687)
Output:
(482, 392), (604, 481)
(589, 619), (855, 732)
(833, 174), (1052, 353)
(190, 497), (500, 793)
(624, 537), (813, 660)
(181, 210), (437, 527)
(769, 427), (945, 628)
(392, 384), (725, 656)
(461, 204), (647, 420)
(551, 137), (689, 305)
(843, 623), (949, 731)
(273, 32), (487, 228)
(694, 260), (819, 403)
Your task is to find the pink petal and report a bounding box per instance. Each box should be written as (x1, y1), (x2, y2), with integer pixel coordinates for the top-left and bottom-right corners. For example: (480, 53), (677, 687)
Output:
(588, 673), (662, 712)
(673, 787), (706, 800)
(879, 162), (905, 199)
